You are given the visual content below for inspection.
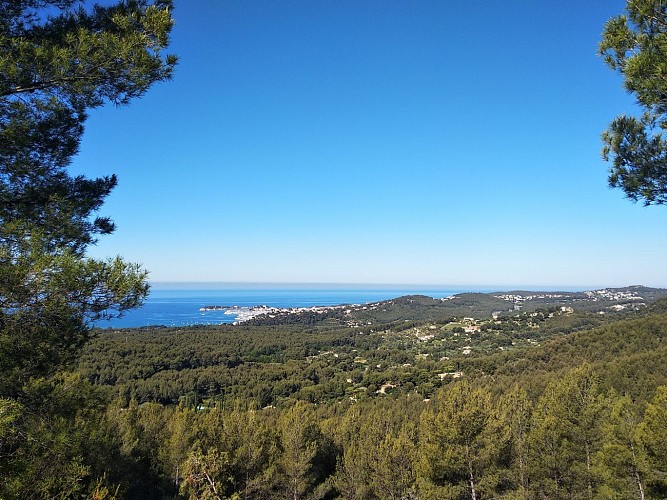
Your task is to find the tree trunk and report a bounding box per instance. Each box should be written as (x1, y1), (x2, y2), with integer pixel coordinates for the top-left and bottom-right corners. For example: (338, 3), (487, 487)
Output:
(630, 443), (645, 500)
(467, 454), (477, 500)
(585, 441), (593, 499)
(517, 439), (526, 498)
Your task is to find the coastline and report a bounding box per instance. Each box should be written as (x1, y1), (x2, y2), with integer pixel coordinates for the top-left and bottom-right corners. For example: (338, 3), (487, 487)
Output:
(99, 284), (638, 329)
(198, 304), (352, 325)
(99, 287), (461, 329)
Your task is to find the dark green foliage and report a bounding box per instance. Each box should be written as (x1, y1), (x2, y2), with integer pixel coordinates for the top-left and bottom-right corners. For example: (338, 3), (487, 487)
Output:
(0, 0), (175, 393)
(638, 387), (667, 494)
(0, 1), (175, 497)
(78, 324), (370, 405)
(595, 393), (648, 499)
(0, 0), (176, 250)
(75, 296), (667, 409)
(418, 382), (504, 499)
(357, 294), (509, 321)
(0, 249), (149, 397)
(600, 0), (667, 204)
(459, 308), (667, 403)
(0, 374), (132, 498)
(527, 366), (606, 498)
(58, 367), (664, 499)
(61, 300), (667, 497)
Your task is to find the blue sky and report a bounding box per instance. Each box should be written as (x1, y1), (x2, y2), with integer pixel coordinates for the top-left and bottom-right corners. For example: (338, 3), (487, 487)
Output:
(71, 0), (667, 288)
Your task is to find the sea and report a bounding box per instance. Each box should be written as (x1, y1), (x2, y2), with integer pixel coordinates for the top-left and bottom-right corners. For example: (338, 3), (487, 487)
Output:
(94, 283), (493, 329)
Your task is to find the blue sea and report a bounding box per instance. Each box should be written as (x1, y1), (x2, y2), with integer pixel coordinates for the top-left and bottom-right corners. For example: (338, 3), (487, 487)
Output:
(94, 283), (487, 329)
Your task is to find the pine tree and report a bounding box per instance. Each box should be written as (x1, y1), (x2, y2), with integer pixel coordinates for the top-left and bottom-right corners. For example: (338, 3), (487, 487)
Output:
(0, 2), (176, 496)
(594, 393), (647, 499)
(637, 386), (667, 496)
(417, 381), (499, 500)
(599, 0), (667, 205)
(528, 366), (605, 499)
(497, 384), (533, 498)
(278, 402), (319, 500)
(0, 0), (176, 395)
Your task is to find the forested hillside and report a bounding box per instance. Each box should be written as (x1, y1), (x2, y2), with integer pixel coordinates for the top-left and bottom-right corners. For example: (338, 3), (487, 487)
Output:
(76, 295), (666, 406)
(7, 304), (667, 498)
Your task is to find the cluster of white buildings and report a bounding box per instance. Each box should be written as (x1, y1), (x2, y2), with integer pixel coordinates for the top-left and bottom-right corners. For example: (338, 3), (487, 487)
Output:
(494, 293), (569, 303)
(584, 289), (644, 302)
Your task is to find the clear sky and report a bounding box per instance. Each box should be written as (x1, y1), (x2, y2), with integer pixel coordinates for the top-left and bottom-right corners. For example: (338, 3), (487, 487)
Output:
(71, 0), (667, 289)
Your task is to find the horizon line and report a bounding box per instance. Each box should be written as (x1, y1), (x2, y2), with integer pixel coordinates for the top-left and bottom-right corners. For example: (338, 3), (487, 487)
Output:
(146, 281), (650, 291)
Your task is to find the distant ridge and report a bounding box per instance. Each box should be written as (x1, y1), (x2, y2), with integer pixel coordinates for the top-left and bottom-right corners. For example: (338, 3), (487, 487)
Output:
(241, 285), (667, 326)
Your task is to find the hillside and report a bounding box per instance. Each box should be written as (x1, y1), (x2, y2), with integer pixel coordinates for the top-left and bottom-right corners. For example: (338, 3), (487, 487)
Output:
(78, 291), (667, 406)
(239, 285), (667, 327)
(463, 305), (667, 401)
(68, 294), (667, 498)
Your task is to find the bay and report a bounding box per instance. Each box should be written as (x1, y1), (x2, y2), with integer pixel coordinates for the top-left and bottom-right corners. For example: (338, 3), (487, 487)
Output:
(94, 283), (486, 329)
